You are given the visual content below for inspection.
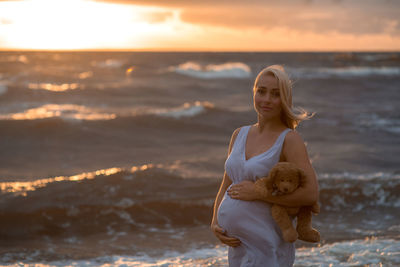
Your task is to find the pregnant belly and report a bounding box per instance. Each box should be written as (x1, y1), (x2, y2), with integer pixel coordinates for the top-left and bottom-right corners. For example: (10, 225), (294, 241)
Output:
(217, 193), (272, 237)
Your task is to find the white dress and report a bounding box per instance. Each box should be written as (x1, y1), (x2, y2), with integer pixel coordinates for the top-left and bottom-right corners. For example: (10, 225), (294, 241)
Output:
(217, 125), (295, 267)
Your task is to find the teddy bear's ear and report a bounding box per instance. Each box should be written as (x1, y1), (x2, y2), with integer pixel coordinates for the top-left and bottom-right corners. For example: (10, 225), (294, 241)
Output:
(298, 168), (307, 187)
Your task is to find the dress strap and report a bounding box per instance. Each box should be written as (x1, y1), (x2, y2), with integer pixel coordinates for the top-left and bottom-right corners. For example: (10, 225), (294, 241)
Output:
(275, 128), (291, 155)
(231, 126), (250, 152)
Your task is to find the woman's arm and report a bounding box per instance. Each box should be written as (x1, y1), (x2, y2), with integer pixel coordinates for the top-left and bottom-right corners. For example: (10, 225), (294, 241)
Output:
(228, 131), (319, 207)
(210, 128), (241, 247)
(262, 131), (319, 206)
(211, 171), (232, 225)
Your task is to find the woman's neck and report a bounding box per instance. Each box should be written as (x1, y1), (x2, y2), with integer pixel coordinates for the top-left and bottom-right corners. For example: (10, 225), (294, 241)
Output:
(256, 115), (285, 133)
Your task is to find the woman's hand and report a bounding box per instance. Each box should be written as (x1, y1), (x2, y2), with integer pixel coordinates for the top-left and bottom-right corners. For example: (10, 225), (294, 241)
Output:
(227, 180), (259, 201)
(210, 223), (241, 247)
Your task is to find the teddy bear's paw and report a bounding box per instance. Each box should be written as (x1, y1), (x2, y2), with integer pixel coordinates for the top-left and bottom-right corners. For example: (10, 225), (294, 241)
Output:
(297, 228), (320, 243)
(282, 228), (298, 243)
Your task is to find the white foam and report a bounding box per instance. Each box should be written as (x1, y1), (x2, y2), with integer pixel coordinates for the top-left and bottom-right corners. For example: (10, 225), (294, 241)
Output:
(318, 171), (400, 181)
(92, 59), (124, 68)
(291, 66), (400, 79)
(295, 237), (400, 267)
(115, 198), (136, 208)
(64, 236), (82, 244)
(15, 246), (228, 267)
(318, 171), (399, 210)
(153, 101), (214, 119)
(330, 66), (400, 76)
(169, 61), (251, 79)
(115, 210), (136, 225)
(360, 54), (399, 62)
(0, 104), (117, 121)
(357, 113), (400, 134)
(5, 239), (399, 266)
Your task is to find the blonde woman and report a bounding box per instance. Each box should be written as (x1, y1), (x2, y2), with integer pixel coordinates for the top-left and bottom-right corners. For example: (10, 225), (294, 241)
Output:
(210, 65), (319, 266)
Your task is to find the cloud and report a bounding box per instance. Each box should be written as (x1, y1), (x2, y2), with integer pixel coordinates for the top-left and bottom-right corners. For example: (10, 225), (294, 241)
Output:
(180, 2), (400, 36)
(95, 0), (400, 36)
(136, 10), (174, 23)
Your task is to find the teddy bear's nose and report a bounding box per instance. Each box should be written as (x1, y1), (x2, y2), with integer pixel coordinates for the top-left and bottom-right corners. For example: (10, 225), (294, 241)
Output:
(283, 188), (289, 192)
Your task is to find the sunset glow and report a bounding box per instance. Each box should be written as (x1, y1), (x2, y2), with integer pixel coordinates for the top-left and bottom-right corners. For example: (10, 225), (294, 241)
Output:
(0, 0), (399, 51)
(0, 0), (179, 50)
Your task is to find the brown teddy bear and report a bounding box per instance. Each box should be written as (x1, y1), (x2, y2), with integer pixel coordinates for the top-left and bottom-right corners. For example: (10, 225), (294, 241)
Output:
(254, 162), (320, 243)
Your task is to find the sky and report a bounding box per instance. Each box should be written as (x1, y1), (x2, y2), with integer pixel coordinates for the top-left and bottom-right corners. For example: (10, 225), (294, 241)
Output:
(0, 0), (399, 51)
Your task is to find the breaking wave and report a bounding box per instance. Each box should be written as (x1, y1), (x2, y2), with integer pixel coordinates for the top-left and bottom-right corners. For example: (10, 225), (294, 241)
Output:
(152, 101), (214, 119)
(0, 166), (399, 239)
(356, 113), (400, 134)
(91, 59), (125, 69)
(0, 164), (216, 239)
(290, 66), (400, 79)
(168, 62), (251, 79)
(0, 104), (117, 121)
(0, 101), (215, 121)
(318, 172), (400, 211)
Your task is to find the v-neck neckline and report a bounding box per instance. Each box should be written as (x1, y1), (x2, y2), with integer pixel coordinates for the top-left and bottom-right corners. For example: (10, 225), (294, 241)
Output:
(243, 125), (288, 162)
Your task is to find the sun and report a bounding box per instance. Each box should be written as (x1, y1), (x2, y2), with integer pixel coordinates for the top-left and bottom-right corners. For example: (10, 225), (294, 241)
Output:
(0, 0), (176, 50)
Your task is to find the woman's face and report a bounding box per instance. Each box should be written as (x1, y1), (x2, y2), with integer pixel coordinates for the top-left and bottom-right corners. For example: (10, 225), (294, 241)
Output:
(253, 74), (282, 119)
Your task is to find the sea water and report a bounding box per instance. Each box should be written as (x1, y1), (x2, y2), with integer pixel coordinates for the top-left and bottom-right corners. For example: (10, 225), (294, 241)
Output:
(0, 51), (399, 266)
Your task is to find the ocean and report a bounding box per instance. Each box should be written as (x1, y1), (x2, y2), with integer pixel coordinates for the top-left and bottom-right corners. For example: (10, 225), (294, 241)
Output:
(0, 51), (399, 266)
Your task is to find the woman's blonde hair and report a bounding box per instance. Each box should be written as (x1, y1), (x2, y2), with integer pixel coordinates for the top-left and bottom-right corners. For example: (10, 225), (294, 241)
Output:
(253, 65), (313, 129)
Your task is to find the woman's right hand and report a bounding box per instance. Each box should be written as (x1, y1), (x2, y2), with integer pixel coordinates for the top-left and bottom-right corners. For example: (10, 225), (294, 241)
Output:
(211, 223), (241, 247)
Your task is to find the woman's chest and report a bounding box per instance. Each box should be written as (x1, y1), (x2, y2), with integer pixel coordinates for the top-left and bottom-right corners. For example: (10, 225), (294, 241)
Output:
(245, 135), (279, 160)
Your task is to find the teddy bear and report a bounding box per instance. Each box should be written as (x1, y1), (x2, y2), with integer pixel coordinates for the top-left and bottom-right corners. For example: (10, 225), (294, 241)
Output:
(254, 162), (320, 243)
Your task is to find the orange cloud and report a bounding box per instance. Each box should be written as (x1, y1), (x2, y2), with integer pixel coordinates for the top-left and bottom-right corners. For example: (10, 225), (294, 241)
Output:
(95, 0), (400, 36)
(136, 10), (174, 23)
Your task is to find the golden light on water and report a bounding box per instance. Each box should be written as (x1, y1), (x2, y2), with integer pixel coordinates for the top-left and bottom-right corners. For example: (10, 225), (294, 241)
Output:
(0, 104), (117, 120)
(130, 164), (155, 173)
(0, 167), (121, 196)
(0, 164), (159, 196)
(28, 83), (79, 92)
(78, 71), (93, 79)
(126, 66), (136, 75)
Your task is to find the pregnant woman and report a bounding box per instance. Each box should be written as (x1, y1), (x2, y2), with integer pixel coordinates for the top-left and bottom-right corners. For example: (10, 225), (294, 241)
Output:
(210, 65), (319, 266)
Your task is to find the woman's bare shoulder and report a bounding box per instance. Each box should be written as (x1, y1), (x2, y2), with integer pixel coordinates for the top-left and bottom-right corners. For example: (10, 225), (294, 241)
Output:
(282, 130), (310, 162)
(284, 130), (305, 146)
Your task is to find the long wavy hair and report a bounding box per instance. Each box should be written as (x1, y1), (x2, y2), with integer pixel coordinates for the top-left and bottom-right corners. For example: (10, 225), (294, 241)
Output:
(253, 65), (314, 129)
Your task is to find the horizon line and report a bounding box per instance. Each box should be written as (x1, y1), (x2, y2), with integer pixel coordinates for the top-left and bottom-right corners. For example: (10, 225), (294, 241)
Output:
(0, 48), (399, 53)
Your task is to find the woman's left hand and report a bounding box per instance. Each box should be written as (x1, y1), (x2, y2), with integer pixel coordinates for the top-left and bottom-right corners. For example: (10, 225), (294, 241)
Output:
(227, 180), (258, 201)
